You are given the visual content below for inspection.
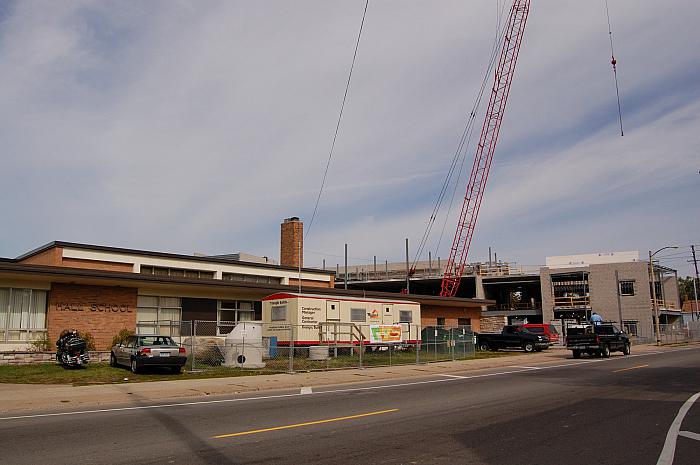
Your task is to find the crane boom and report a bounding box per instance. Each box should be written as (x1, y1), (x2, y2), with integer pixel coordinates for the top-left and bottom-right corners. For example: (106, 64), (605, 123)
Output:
(440, 0), (531, 297)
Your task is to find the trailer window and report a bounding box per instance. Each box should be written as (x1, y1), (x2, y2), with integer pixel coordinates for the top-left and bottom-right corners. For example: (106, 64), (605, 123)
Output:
(271, 305), (287, 321)
(350, 308), (366, 322)
(399, 310), (412, 323)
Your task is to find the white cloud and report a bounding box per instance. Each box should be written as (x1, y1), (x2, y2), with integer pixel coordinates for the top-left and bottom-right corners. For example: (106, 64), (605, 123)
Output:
(0, 0), (698, 276)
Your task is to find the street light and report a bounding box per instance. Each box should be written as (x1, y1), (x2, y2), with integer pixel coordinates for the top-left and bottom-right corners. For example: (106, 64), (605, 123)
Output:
(649, 246), (679, 345)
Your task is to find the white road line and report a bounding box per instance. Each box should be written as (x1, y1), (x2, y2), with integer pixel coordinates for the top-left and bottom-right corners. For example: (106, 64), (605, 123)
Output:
(1, 346), (697, 422)
(437, 374), (468, 379)
(509, 366), (542, 370)
(657, 391), (700, 465)
(679, 431), (700, 441)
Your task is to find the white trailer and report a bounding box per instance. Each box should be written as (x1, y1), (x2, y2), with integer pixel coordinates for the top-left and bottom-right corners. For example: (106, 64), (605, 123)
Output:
(261, 292), (421, 346)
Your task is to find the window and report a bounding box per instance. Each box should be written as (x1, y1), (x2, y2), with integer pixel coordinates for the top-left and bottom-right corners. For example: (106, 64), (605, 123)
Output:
(622, 320), (638, 336)
(271, 305), (287, 322)
(399, 310), (412, 323)
(436, 317), (445, 326)
(140, 266), (214, 279)
(0, 288), (47, 342)
(350, 308), (366, 322)
(527, 327), (544, 333)
(217, 300), (255, 334)
(458, 318), (471, 327)
(222, 273), (282, 285)
(136, 295), (182, 336)
(619, 280), (635, 296)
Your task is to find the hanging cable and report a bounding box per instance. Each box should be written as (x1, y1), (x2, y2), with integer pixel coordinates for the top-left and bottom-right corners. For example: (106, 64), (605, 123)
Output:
(410, 0), (510, 273)
(305, 0), (369, 240)
(605, 0), (624, 136)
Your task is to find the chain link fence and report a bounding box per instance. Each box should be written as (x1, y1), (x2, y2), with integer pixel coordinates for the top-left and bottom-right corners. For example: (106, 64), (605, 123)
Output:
(603, 321), (700, 346)
(136, 321), (476, 373)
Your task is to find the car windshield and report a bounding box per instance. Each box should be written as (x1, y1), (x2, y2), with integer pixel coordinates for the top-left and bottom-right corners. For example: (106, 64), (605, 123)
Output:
(548, 325), (559, 334)
(138, 336), (177, 346)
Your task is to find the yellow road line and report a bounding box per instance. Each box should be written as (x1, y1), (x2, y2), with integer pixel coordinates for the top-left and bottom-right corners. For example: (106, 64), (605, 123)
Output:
(613, 364), (649, 373)
(213, 408), (399, 439)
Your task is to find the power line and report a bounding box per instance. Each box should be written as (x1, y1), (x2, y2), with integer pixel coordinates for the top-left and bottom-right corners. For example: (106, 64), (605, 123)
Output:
(604, 0), (624, 136)
(411, 0), (510, 272)
(305, 0), (369, 241)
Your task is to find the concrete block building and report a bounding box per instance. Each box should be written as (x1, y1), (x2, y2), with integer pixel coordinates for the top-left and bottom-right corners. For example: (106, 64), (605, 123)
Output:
(540, 252), (680, 336)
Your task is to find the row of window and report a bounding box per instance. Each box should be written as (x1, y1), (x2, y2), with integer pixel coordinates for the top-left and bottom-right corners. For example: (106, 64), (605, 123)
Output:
(135, 296), (256, 335)
(0, 288), (48, 342)
(140, 266), (215, 279)
(139, 266), (287, 285)
(222, 273), (282, 285)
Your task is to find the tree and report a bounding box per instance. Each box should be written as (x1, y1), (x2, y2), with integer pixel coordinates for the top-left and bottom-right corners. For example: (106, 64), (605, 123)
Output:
(678, 276), (697, 305)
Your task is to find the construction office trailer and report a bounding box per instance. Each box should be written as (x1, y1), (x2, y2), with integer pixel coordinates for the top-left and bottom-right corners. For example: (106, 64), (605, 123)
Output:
(261, 292), (421, 345)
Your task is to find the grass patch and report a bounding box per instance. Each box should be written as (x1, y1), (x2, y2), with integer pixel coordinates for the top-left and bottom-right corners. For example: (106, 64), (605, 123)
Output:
(0, 350), (521, 385)
(0, 363), (282, 386)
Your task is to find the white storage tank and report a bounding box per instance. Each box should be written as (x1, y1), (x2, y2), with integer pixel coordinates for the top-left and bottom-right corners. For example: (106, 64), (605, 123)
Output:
(224, 321), (265, 369)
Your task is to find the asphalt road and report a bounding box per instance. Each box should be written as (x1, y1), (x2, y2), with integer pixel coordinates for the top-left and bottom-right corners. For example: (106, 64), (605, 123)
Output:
(1, 347), (699, 465)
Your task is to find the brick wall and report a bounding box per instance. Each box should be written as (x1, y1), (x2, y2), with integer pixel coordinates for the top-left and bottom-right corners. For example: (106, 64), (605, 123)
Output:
(19, 247), (63, 266)
(420, 305), (481, 332)
(280, 217), (303, 268)
(288, 278), (332, 288)
(19, 246), (134, 273)
(62, 258), (133, 272)
(479, 316), (507, 333)
(47, 283), (137, 350)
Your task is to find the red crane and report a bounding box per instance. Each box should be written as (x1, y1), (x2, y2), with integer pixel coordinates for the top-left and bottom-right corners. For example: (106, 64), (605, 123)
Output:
(440, 0), (531, 297)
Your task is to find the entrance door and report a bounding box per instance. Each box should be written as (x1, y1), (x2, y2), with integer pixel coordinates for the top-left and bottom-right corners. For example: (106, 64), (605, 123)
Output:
(326, 301), (340, 321)
(382, 305), (394, 324)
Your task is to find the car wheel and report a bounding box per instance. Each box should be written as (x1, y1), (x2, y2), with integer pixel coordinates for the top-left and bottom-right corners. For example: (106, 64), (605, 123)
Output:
(479, 342), (490, 352)
(622, 343), (631, 356)
(523, 342), (535, 353)
(171, 366), (182, 374)
(131, 358), (139, 374)
(572, 350), (581, 359)
(600, 344), (610, 358)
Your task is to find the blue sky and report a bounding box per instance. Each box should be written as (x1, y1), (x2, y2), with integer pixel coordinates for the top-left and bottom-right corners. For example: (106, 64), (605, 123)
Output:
(0, 0), (698, 276)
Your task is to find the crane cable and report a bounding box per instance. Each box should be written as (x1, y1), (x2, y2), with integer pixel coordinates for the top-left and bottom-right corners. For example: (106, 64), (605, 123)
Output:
(410, 0), (510, 274)
(306, 0), (370, 240)
(605, 0), (624, 136)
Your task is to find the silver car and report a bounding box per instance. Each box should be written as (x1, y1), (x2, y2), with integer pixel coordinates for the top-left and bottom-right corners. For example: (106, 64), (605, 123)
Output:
(110, 335), (187, 373)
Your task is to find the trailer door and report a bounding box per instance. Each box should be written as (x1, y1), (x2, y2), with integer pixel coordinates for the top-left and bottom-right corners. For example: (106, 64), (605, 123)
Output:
(382, 304), (394, 324)
(326, 300), (340, 321)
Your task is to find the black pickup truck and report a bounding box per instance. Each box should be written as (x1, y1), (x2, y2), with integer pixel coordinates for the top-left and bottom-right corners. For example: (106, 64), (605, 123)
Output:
(477, 325), (549, 353)
(565, 323), (631, 358)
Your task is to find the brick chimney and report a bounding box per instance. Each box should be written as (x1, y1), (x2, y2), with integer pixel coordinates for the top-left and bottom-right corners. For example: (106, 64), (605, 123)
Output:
(280, 217), (303, 268)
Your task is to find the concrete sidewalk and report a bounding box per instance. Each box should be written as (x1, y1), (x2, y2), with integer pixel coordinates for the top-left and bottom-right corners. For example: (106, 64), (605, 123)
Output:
(0, 344), (683, 415)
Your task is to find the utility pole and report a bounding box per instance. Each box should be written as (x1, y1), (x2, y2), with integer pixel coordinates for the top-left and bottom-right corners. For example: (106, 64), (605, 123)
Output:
(373, 255), (377, 279)
(405, 238), (410, 293)
(691, 245), (699, 320)
(344, 243), (348, 290)
(650, 250), (660, 345)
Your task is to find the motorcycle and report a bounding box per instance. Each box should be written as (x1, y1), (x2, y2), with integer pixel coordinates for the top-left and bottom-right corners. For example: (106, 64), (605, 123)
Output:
(56, 331), (90, 367)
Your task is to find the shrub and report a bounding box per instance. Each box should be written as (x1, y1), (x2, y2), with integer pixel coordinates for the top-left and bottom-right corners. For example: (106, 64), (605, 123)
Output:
(111, 328), (134, 348)
(77, 331), (96, 351)
(29, 333), (51, 352)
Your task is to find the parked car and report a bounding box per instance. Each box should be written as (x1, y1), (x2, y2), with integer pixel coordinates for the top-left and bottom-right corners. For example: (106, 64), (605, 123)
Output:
(476, 325), (549, 352)
(110, 335), (187, 373)
(565, 323), (630, 358)
(523, 324), (560, 345)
